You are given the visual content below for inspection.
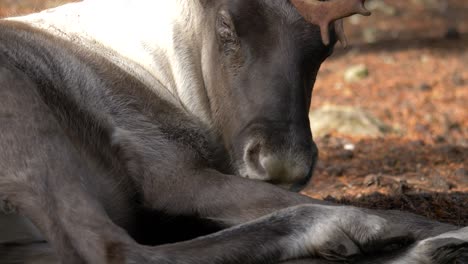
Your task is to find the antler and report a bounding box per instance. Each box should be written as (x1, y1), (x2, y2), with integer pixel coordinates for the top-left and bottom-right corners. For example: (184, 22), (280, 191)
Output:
(291, 0), (371, 46)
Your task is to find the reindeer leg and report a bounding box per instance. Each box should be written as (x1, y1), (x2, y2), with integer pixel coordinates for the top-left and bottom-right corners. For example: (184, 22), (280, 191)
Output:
(279, 227), (468, 264)
(125, 204), (411, 263)
(386, 227), (468, 264)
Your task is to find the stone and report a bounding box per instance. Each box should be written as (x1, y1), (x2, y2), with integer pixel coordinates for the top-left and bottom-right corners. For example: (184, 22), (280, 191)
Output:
(367, 0), (398, 16)
(362, 27), (378, 44)
(452, 73), (465, 87)
(364, 174), (380, 186)
(344, 64), (369, 83)
(326, 165), (346, 177)
(343, 143), (355, 151)
(445, 27), (461, 40)
(418, 83), (432, 92)
(454, 168), (468, 184)
(310, 105), (393, 138)
(430, 173), (455, 191)
(454, 168), (467, 178)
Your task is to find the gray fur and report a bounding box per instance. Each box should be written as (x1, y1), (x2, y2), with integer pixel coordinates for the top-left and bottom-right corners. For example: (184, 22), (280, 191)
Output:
(0, 0), (466, 263)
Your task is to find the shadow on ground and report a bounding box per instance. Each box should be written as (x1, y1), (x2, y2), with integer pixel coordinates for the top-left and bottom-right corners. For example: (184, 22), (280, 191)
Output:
(326, 192), (468, 226)
(332, 35), (468, 58)
(304, 137), (468, 226)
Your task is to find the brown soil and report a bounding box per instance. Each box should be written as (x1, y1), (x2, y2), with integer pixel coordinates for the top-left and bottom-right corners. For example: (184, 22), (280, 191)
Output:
(1, 0), (467, 226)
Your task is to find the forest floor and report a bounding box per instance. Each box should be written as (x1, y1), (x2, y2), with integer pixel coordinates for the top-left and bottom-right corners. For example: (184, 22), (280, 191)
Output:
(1, 0), (467, 226)
(305, 0), (468, 226)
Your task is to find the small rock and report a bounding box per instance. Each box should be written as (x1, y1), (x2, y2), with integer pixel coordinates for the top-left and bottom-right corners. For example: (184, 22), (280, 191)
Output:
(362, 27), (378, 44)
(333, 183), (347, 189)
(445, 27), (461, 40)
(409, 140), (426, 147)
(430, 174), (455, 191)
(418, 83), (432, 92)
(326, 165), (346, 177)
(338, 150), (354, 160)
(394, 179), (411, 194)
(438, 145), (463, 160)
(452, 73), (465, 87)
(454, 168), (467, 177)
(449, 122), (461, 131)
(420, 55), (431, 63)
(434, 135), (446, 143)
(457, 138), (468, 148)
(334, 82), (344, 90)
(381, 55), (395, 64)
(343, 143), (355, 151)
(310, 105), (393, 138)
(424, 113), (434, 122)
(368, 0), (398, 16)
(349, 15), (362, 25)
(385, 158), (399, 167)
(364, 174), (380, 186)
(454, 168), (468, 184)
(344, 64), (369, 83)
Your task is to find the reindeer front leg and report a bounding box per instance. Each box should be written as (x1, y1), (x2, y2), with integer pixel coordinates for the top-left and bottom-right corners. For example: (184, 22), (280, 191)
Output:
(279, 227), (468, 264)
(383, 227), (468, 264)
(130, 204), (411, 263)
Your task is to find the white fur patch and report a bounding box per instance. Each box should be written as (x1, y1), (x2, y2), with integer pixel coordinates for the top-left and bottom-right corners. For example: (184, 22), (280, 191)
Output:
(7, 0), (213, 126)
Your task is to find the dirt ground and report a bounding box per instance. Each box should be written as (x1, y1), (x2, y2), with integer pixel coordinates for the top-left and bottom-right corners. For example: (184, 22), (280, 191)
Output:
(1, 0), (467, 226)
(305, 0), (468, 226)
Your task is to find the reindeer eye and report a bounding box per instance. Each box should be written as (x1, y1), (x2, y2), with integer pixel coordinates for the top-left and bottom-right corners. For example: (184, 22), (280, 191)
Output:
(216, 10), (239, 54)
(217, 13), (236, 42)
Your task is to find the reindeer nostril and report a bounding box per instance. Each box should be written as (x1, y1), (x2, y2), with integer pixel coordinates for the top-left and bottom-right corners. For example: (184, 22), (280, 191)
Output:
(243, 141), (265, 176)
(246, 142), (261, 158)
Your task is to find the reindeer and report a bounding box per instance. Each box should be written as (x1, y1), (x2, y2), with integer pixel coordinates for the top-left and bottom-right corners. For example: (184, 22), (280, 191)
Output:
(0, 0), (466, 263)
